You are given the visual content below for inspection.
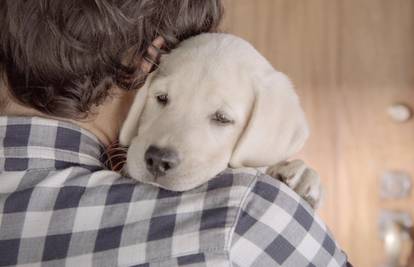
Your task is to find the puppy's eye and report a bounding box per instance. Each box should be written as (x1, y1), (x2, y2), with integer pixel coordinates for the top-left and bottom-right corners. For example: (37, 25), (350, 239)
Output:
(156, 94), (169, 106)
(212, 112), (234, 125)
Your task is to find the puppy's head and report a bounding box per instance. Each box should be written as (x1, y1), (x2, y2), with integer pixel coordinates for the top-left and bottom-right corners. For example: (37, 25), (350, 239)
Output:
(119, 33), (309, 191)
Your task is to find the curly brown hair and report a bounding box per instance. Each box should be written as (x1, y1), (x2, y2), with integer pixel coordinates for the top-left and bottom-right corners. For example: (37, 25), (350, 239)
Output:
(0, 0), (223, 119)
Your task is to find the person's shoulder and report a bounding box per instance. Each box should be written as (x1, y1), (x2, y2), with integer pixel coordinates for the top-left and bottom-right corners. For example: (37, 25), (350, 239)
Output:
(249, 170), (315, 213)
(195, 167), (260, 193)
(60, 166), (259, 202)
(229, 171), (350, 267)
(169, 167), (259, 217)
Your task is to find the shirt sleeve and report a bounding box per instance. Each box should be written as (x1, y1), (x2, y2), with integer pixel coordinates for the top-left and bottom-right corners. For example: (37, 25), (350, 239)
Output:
(230, 172), (352, 267)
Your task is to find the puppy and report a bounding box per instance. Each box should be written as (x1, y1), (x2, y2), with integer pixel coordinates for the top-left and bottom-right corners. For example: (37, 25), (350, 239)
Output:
(120, 33), (321, 207)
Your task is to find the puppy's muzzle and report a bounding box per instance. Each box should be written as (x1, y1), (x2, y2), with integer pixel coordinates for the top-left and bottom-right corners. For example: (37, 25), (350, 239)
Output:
(144, 145), (180, 177)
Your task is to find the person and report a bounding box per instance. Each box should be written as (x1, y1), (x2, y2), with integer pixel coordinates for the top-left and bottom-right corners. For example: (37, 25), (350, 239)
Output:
(0, 1), (351, 266)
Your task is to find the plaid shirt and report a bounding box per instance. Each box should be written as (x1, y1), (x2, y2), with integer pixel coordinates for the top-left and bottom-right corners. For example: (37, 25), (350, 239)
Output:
(0, 116), (350, 267)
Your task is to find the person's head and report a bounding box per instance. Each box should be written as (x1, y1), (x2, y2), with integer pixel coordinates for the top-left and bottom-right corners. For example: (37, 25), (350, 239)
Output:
(0, 0), (223, 119)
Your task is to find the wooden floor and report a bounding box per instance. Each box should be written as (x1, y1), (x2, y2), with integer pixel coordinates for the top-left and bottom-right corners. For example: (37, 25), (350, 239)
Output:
(222, 1), (414, 266)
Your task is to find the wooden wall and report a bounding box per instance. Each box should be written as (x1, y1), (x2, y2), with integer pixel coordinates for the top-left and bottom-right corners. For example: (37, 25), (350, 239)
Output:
(222, 1), (414, 266)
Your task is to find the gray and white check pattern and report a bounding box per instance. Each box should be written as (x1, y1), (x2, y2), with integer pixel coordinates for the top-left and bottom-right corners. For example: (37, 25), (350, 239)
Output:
(0, 116), (351, 266)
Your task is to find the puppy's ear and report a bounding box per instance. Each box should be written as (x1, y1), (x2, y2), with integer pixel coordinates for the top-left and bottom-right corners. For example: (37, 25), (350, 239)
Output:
(119, 73), (155, 146)
(229, 71), (309, 168)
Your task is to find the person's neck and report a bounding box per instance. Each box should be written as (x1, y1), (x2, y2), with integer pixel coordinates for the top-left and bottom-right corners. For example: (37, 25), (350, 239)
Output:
(1, 87), (135, 147)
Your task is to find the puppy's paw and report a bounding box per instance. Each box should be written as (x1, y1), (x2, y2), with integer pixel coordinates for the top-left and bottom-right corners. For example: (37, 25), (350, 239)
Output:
(266, 160), (322, 209)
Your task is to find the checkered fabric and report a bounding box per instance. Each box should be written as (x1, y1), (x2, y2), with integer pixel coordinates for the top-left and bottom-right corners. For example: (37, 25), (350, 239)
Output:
(0, 116), (351, 267)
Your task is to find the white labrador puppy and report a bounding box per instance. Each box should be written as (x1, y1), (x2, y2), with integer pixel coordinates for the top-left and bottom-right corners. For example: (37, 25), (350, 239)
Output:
(120, 33), (321, 207)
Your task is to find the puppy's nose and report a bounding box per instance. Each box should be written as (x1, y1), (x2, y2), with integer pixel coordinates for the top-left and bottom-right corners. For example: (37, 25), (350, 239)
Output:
(144, 145), (180, 177)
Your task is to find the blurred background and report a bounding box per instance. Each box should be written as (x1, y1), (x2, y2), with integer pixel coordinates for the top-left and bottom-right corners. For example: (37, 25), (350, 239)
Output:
(221, 1), (414, 266)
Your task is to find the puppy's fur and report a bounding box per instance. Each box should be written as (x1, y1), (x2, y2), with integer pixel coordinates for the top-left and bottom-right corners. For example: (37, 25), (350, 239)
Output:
(120, 33), (312, 194)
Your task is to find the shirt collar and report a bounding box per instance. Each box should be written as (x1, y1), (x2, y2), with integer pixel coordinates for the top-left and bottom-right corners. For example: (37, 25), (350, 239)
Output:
(0, 116), (106, 171)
